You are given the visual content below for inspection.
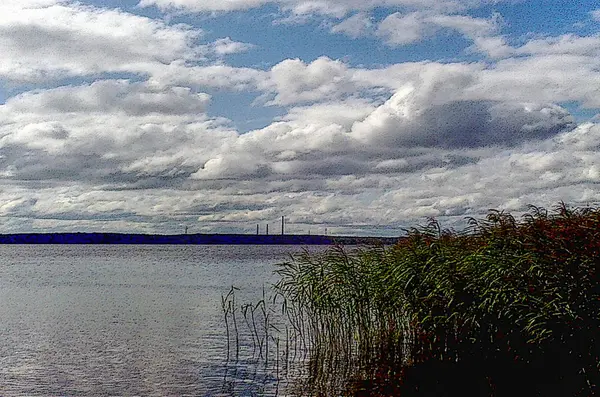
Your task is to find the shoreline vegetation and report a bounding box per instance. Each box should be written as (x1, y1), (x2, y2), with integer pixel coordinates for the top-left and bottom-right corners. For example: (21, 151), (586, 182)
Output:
(0, 233), (398, 245)
(223, 202), (599, 396)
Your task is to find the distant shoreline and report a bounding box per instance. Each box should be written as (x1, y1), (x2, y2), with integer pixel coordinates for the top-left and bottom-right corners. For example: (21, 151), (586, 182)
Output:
(0, 233), (400, 245)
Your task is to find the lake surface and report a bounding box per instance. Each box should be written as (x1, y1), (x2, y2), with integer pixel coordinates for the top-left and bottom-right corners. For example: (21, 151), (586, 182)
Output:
(0, 245), (324, 396)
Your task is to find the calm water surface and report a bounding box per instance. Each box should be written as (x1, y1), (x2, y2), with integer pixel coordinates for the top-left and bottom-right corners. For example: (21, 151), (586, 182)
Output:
(0, 245), (323, 396)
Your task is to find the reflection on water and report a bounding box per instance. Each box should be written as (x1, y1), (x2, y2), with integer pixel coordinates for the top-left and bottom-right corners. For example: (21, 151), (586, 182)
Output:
(0, 245), (324, 396)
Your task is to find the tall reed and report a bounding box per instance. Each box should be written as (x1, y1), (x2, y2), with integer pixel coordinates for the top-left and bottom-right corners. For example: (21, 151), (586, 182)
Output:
(269, 202), (599, 396)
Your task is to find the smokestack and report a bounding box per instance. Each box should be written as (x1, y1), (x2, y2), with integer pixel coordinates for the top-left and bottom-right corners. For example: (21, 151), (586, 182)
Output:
(257, 224), (259, 235)
(266, 224), (269, 235)
(281, 216), (285, 235)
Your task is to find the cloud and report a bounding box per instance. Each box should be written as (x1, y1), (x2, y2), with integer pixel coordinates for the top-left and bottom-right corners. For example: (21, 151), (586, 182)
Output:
(428, 13), (513, 58)
(0, 2), (201, 81)
(5, 80), (211, 116)
(470, 52), (600, 108)
(1, 121), (598, 234)
(0, 80), (237, 187)
(135, 0), (514, 56)
(191, 152), (271, 180)
(133, 0), (515, 58)
(351, 95), (575, 149)
(469, 36), (513, 58)
(2, 0), (64, 8)
(90, 49), (587, 189)
(427, 13), (498, 37)
(330, 13), (373, 38)
(147, 63), (270, 91)
(376, 12), (426, 45)
(0, 2), (268, 93)
(268, 57), (355, 105)
(0, 1), (599, 234)
(210, 37), (256, 55)
(252, 36), (596, 109)
(281, 99), (377, 129)
(179, 86), (576, 189)
(516, 34), (600, 57)
(138, 0), (270, 13)
(138, 0), (502, 16)
(373, 11), (511, 57)
(0, 68), (575, 194)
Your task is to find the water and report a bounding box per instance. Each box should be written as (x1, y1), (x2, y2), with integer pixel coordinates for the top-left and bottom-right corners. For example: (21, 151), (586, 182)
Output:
(0, 245), (323, 396)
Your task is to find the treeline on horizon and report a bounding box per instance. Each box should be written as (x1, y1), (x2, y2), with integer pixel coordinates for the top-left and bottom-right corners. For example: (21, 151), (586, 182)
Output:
(0, 232), (398, 245)
(271, 202), (599, 396)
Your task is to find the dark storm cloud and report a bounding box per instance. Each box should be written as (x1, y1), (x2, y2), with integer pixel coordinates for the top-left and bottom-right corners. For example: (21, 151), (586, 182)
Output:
(352, 98), (576, 149)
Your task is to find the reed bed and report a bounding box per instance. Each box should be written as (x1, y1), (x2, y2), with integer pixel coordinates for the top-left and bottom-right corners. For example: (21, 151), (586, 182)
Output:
(224, 202), (599, 396)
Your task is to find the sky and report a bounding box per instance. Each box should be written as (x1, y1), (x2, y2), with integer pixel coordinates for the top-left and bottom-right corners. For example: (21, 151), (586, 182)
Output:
(0, 0), (599, 236)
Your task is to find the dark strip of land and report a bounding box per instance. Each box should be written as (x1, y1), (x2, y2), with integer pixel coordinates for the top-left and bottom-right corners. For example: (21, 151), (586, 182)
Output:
(0, 233), (400, 245)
